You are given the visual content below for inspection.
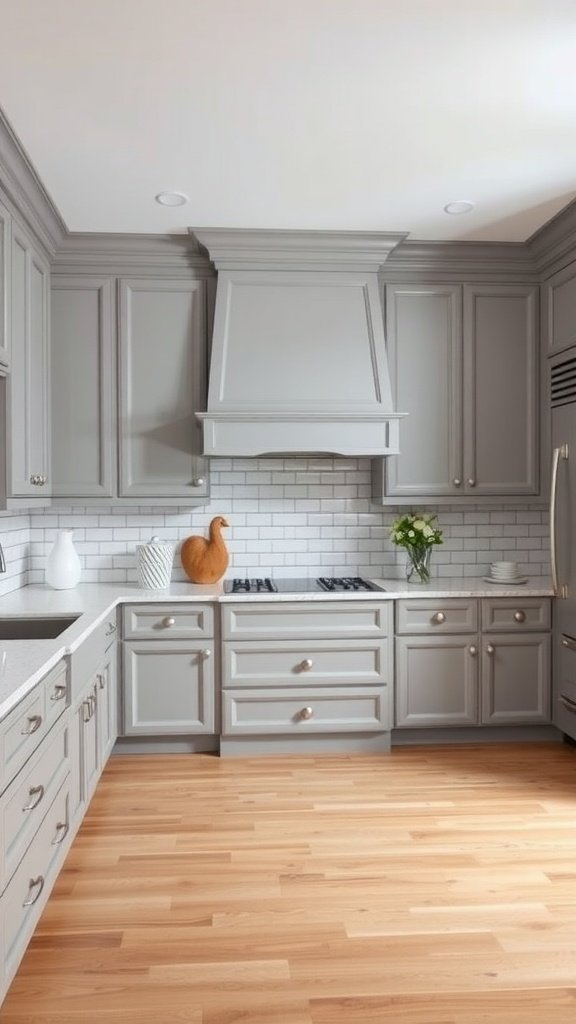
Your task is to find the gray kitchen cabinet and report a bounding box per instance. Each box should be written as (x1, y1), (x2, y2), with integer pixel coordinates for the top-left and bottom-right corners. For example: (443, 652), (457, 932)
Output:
(8, 218), (51, 501)
(0, 198), (10, 367)
(50, 276), (116, 497)
(118, 278), (209, 500)
(377, 282), (538, 502)
(96, 649), (117, 765)
(122, 641), (214, 735)
(542, 259), (576, 356)
(395, 634), (479, 727)
(480, 633), (551, 724)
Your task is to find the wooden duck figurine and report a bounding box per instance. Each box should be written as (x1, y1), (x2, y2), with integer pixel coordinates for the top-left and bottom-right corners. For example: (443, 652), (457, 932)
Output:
(180, 516), (229, 584)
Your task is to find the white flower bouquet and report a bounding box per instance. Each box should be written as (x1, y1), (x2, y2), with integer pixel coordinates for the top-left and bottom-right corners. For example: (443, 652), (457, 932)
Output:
(389, 513), (443, 582)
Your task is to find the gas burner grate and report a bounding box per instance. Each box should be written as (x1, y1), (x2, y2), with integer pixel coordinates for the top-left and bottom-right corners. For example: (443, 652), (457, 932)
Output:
(317, 577), (376, 592)
(229, 578), (278, 593)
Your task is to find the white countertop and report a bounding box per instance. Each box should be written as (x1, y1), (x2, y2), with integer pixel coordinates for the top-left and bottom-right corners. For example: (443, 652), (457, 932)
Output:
(0, 578), (554, 724)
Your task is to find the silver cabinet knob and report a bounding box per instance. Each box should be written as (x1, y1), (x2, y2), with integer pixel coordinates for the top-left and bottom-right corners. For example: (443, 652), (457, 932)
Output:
(453, 478), (462, 487)
(513, 610), (526, 623)
(163, 616), (176, 628)
(192, 478), (205, 487)
(467, 478), (476, 487)
(563, 638), (570, 647)
(486, 644), (495, 655)
(469, 645), (477, 656)
(432, 611), (446, 624)
(299, 706), (314, 720)
(299, 658), (314, 671)
(201, 648), (212, 659)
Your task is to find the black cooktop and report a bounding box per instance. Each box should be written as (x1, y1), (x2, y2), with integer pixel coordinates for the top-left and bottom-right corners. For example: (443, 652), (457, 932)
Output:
(224, 577), (384, 594)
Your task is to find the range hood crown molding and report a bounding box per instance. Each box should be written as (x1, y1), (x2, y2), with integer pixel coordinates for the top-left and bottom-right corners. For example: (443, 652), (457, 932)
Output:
(193, 228), (408, 458)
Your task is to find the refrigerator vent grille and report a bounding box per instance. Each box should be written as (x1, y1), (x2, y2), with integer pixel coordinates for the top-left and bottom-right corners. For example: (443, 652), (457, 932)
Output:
(551, 356), (576, 407)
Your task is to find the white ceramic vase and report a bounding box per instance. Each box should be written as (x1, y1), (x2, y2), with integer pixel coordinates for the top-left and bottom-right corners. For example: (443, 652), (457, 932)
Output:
(46, 529), (82, 590)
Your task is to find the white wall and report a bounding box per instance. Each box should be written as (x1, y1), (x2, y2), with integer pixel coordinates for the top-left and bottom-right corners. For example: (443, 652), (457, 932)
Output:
(17, 458), (549, 586)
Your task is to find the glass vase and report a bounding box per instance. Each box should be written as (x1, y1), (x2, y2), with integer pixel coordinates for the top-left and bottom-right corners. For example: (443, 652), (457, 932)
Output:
(405, 545), (431, 584)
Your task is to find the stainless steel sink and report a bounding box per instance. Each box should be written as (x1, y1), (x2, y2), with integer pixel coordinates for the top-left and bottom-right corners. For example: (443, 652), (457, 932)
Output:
(0, 615), (80, 640)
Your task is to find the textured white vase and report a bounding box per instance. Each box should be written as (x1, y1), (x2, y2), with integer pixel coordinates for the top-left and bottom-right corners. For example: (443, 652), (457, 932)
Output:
(46, 529), (82, 590)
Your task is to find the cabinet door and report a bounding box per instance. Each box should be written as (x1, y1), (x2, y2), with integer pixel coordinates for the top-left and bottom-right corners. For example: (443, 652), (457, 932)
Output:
(384, 284), (462, 498)
(481, 633), (551, 724)
(395, 635), (478, 727)
(463, 284), (538, 495)
(118, 278), (209, 500)
(8, 219), (51, 500)
(97, 649), (117, 765)
(81, 682), (99, 802)
(0, 198), (10, 367)
(51, 276), (116, 497)
(122, 641), (214, 735)
(543, 260), (576, 357)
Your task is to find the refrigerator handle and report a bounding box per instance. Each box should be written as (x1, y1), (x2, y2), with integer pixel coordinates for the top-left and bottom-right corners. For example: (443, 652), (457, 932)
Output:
(551, 443), (569, 598)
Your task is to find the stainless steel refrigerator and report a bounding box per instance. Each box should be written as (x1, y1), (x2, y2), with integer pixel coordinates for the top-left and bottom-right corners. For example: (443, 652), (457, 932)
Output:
(550, 348), (576, 740)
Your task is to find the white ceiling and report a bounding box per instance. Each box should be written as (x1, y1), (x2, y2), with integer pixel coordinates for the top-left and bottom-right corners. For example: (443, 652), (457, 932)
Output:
(0, 0), (575, 241)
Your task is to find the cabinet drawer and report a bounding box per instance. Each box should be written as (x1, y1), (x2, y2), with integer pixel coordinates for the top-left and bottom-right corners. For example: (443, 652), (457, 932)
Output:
(222, 639), (390, 689)
(222, 601), (391, 640)
(396, 599), (477, 635)
(123, 603), (214, 640)
(222, 687), (390, 735)
(1, 719), (70, 893)
(3, 775), (71, 987)
(1, 690), (46, 797)
(481, 598), (551, 633)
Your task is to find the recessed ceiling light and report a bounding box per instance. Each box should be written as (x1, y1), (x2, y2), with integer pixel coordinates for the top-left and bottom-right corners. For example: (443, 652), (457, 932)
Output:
(443, 200), (475, 216)
(155, 192), (189, 207)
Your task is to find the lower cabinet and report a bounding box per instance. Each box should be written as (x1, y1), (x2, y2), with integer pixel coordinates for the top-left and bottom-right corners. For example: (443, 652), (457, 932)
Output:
(395, 598), (552, 728)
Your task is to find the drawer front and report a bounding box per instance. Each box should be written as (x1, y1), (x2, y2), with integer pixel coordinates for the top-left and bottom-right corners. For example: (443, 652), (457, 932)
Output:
(43, 660), (69, 730)
(481, 598), (551, 633)
(3, 776), (71, 986)
(1, 720), (70, 893)
(222, 687), (390, 735)
(396, 599), (478, 635)
(222, 639), (391, 689)
(222, 601), (391, 640)
(1, 689), (46, 796)
(123, 603), (214, 640)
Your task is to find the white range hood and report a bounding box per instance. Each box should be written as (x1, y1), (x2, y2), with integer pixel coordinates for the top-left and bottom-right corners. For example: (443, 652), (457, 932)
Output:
(192, 229), (408, 457)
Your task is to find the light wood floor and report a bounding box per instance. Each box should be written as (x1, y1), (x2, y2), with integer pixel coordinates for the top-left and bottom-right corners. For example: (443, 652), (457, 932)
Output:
(3, 743), (576, 1023)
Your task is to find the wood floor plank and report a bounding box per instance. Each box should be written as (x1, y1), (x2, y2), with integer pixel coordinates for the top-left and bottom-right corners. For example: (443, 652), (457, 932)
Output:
(3, 743), (576, 1022)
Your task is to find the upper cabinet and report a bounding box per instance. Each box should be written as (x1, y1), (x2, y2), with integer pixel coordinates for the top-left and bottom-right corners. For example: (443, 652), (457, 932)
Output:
(7, 217), (51, 502)
(50, 272), (210, 504)
(375, 282), (539, 503)
(0, 199), (10, 368)
(542, 260), (576, 358)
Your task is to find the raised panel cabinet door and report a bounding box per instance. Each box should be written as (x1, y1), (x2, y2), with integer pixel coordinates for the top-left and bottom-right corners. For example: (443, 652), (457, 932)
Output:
(383, 284), (463, 498)
(81, 682), (99, 802)
(481, 633), (551, 724)
(0, 198), (10, 366)
(51, 276), (116, 497)
(463, 284), (538, 495)
(543, 260), (576, 357)
(122, 641), (215, 735)
(96, 651), (117, 765)
(118, 278), (209, 500)
(8, 219), (51, 500)
(395, 635), (479, 727)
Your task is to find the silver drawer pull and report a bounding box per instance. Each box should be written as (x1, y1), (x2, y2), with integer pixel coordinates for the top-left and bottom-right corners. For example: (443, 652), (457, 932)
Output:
(192, 477), (205, 487)
(98, 672), (106, 690)
(82, 699), (92, 723)
(299, 706), (314, 721)
(104, 622), (117, 636)
(559, 695), (576, 715)
(468, 645), (477, 657)
(23, 875), (45, 907)
(513, 610), (526, 623)
(22, 785), (45, 812)
(486, 644), (495, 655)
(432, 612), (446, 624)
(299, 658), (314, 671)
(163, 617), (176, 628)
(467, 478), (476, 487)
(21, 714), (42, 735)
(52, 821), (69, 845)
(201, 648), (212, 659)
(453, 478), (462, 487)
(562, 636), (576, 651)
(50, 683), (67, 702)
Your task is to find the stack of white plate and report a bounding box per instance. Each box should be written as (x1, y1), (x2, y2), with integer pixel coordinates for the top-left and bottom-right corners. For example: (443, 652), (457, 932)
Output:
(483, 561), (528, 585)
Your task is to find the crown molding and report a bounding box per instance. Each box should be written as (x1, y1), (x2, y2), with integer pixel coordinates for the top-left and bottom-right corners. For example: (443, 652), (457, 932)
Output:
(190, 227), (409, 272)
(0, 107), (66, 256)
(384, 239), (538, 281)
(527, 196), (576, 277)
(52, 231), (213, 275)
